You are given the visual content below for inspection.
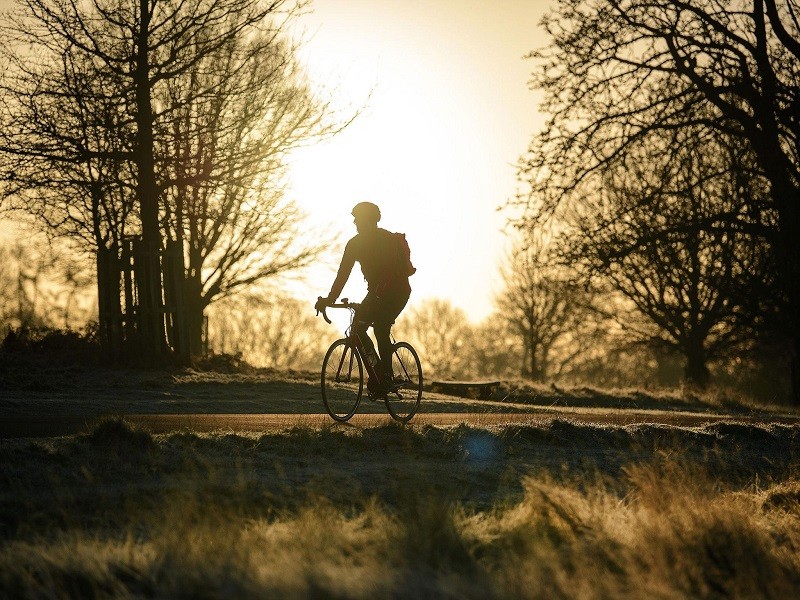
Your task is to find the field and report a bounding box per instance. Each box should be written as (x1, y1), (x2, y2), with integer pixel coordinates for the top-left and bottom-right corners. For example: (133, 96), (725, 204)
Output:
(2, 366), (800, 598)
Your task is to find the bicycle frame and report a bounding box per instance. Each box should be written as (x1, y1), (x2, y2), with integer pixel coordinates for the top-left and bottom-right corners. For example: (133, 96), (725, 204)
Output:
(326, 301), (384, 387)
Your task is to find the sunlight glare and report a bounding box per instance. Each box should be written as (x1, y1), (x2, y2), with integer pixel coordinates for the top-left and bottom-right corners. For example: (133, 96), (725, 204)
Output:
(285, 1), (549, 321)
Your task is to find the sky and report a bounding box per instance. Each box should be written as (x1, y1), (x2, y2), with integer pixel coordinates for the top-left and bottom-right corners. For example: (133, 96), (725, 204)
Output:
(0, 0), (552, 322)
(286, 0), (550, 321)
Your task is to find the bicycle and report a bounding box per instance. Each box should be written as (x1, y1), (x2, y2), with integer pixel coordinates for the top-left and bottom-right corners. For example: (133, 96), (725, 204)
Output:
(316, 298), (423, 423)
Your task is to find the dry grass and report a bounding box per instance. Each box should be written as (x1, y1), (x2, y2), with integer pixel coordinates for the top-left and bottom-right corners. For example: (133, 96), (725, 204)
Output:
(492, 380), (797, 415)
(1, 418), (800, 598)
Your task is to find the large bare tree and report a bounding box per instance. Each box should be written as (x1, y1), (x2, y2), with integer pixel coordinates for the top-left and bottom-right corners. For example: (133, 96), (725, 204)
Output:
(1, 0), (338, 359)
(583, 128), (776, 386)
(518, 0), (800, 399)
(158, 26), (337, 356)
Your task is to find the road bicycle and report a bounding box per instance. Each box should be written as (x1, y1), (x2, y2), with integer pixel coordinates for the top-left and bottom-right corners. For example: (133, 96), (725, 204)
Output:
(317, 298), (423, 423)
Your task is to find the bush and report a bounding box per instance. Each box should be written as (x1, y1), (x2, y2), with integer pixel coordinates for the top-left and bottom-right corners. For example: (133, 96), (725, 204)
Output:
(0, 325), (102, 366)
(191, 351), (254, 374)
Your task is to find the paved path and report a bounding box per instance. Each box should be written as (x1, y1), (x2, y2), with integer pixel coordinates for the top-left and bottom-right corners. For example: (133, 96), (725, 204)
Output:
(3, 408), (799, 438)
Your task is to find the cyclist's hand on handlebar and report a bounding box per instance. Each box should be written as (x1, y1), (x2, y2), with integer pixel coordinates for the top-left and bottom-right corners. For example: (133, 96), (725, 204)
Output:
(315, 296), (332, 323)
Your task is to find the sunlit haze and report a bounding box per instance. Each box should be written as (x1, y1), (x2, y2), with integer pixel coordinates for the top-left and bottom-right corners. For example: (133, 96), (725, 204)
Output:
(287, 0), (549, 321)
(0, 0), (551, 321)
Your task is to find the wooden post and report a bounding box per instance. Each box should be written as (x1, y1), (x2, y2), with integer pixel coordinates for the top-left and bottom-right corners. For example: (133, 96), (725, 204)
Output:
(99, 236), (192, 363)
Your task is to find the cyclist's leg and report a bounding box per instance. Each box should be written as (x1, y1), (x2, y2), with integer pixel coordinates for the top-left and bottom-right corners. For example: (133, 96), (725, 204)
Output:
(354, 296), (380, 394)
(353, 296), (378, 364)
(373, 290), (410, 385)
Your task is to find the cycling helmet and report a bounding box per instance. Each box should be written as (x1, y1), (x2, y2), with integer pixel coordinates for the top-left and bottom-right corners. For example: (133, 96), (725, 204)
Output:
(351, 201), (381, 223)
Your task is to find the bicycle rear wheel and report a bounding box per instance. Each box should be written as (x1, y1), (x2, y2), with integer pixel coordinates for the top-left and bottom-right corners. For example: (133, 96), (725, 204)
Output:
(384, 341), (423, 422)
(321, 339), (363, 422)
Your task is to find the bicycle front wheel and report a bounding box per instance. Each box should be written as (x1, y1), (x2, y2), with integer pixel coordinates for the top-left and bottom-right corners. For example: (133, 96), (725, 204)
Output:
(321, 339), (363, 422)
(385, 341), (423, 422)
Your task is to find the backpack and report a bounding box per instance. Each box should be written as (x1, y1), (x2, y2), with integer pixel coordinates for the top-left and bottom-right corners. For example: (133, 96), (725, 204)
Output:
(393, 232), (416, 278)
(371, 231), (416, 294)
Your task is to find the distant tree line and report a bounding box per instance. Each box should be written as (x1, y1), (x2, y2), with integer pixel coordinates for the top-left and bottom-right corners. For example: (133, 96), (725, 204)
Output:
(0, 235), (96, 331)
(0, 0), (340, 362)
(205, 291), (789, 401)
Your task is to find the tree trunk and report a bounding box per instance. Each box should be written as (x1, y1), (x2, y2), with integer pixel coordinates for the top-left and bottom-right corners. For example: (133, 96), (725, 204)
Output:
(133, 0), (166, 359)
(520, 341), (530, 379)
(759, 176), (800, 404)
(683, 337), (710, 389)
(95, 246), (121, 358)
(529, 341), (545, 382)
(786, 205), (800, 403)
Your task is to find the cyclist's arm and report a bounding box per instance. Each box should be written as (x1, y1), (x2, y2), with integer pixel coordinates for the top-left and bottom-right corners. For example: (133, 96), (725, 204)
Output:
(326, 242), (356, 302)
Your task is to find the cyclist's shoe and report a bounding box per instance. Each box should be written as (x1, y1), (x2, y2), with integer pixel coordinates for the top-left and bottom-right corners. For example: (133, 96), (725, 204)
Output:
(371, 373), (407, 398)
(390, 375), (408, 388)
(380, 374), (407, 392)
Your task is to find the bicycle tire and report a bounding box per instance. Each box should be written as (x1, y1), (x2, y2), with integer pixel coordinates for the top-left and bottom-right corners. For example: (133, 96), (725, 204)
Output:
(384, 341), (423, 422)
(321, 339), (363, 422)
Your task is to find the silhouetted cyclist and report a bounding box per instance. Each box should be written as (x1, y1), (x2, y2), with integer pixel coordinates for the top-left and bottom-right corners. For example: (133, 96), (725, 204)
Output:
(316, 202), (415, 395)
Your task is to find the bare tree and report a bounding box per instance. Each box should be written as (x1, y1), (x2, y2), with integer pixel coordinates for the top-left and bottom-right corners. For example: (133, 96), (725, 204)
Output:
(568, 128), (775, 387)
(464, 317), (521, 380)
(158, 25), (337, 356)
(208, 291), (332, 370)
(0, 235), (96, 331)
(1, 0), (341, 360)
(495, 235), (593, 381)
(0, 13), (138, 317)
(394, 298), (474, 380)
(1, 242), (53, 329)
(0, 0), (308, 358)
(0, 51), (136, 252)
(517, 0), (800, 399)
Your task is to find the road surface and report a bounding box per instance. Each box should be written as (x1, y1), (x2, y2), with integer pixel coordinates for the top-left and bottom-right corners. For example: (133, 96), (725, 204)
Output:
(3, 407), (799, 438)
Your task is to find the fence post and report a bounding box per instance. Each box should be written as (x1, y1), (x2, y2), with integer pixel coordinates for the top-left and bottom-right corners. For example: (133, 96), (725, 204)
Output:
(97, 236), (193, 363)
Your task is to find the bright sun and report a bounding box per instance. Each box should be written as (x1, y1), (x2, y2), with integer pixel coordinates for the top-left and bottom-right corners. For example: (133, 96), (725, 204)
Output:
(284, 0), (549, 322)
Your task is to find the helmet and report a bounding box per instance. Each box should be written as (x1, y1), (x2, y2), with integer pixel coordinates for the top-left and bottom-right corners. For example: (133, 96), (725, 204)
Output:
(351, 201), (381, 223)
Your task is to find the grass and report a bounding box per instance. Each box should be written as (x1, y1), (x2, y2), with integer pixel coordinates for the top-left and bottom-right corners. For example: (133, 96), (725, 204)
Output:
(1, 418), (800, 598)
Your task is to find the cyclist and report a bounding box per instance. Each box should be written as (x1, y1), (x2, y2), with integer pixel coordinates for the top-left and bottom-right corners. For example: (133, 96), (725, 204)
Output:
(315, 202), (412, 395)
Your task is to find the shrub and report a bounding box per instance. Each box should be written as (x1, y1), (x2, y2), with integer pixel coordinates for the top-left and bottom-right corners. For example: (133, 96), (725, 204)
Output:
(0, 325), (102, 366)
